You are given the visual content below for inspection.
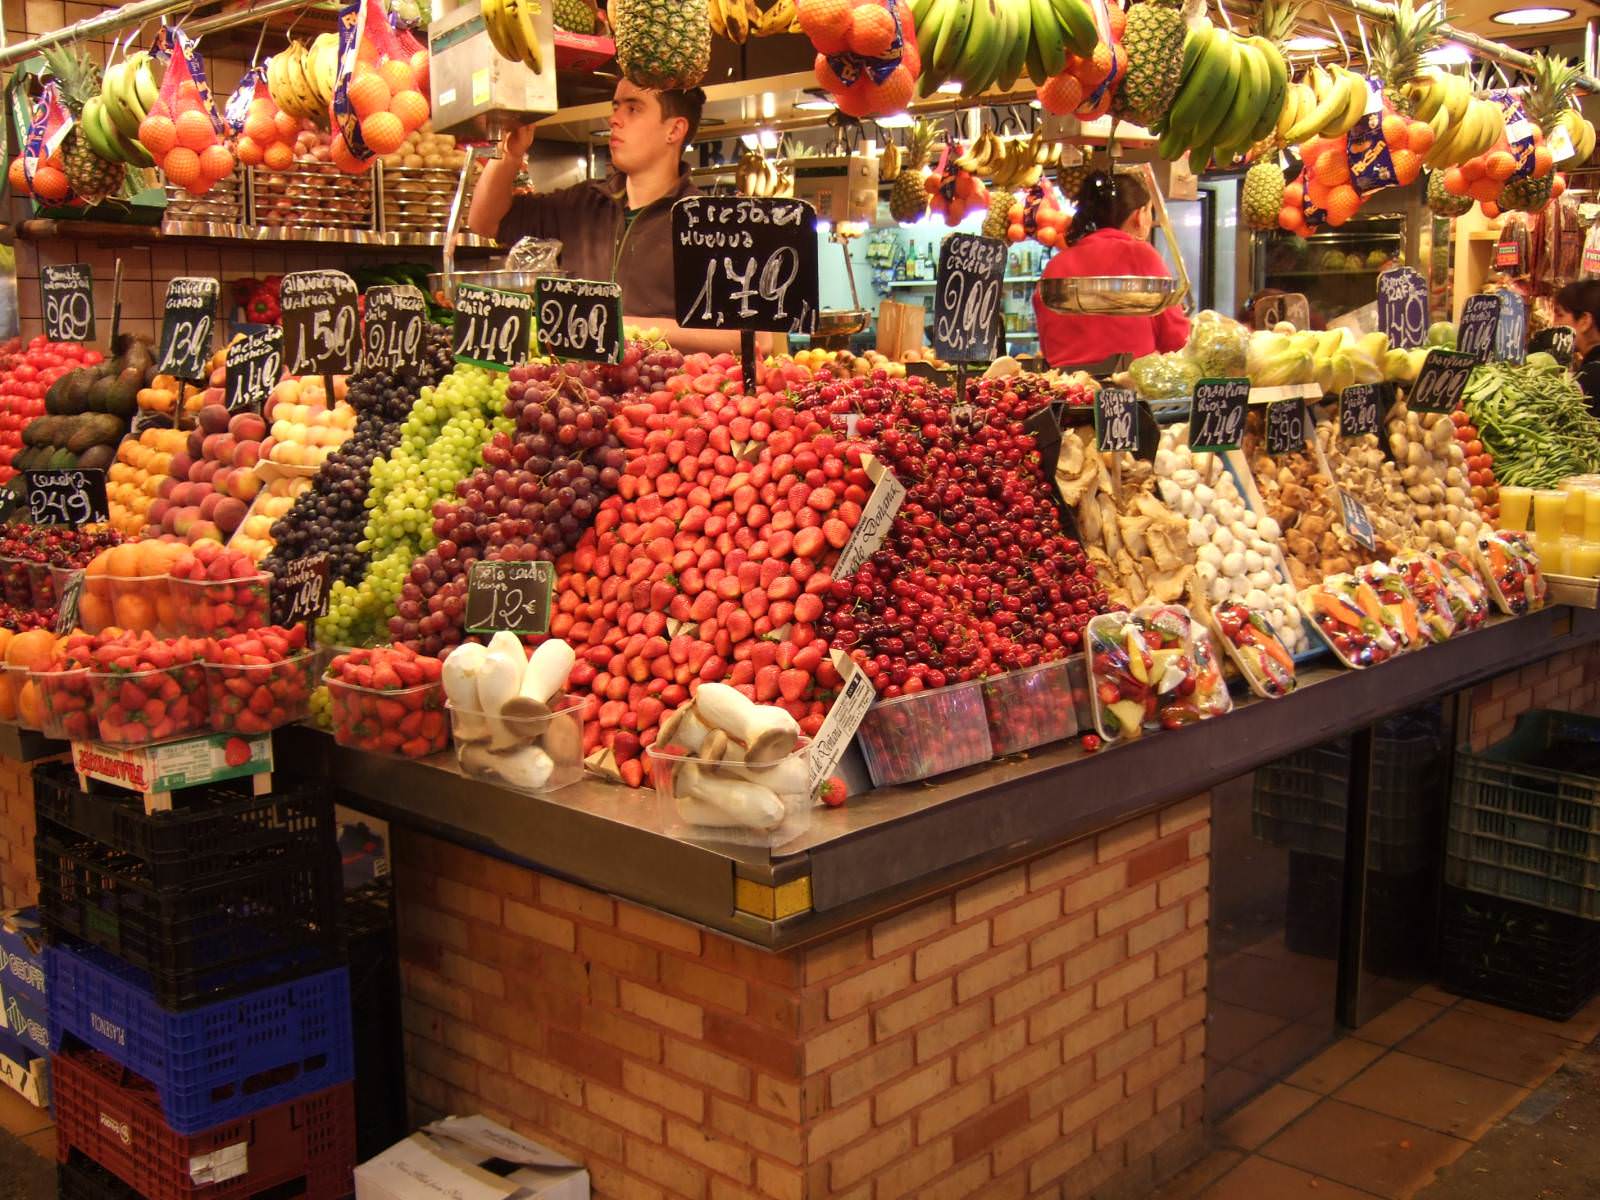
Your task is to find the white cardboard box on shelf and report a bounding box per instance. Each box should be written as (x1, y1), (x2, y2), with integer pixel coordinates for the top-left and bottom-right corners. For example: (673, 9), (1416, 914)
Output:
(355, 1115), (589, 1200)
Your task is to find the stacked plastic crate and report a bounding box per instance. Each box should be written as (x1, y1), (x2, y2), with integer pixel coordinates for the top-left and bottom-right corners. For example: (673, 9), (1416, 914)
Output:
(1443, 710), (1600, 1020)
(31, 761), (357, 1199)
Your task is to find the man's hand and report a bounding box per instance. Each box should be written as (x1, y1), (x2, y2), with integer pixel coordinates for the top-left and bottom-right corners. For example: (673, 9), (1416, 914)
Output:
(501, 121), (537, 163)
(468, 123), (538, 239)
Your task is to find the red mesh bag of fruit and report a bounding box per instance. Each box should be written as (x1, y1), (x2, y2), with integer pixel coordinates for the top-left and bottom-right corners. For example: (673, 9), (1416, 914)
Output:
(799, 0), (920, 118)
(330, 0), (431, 173)
(224, 68), (299, 172)
(141, 25), (235, 196)
(10, 81), (76, 205)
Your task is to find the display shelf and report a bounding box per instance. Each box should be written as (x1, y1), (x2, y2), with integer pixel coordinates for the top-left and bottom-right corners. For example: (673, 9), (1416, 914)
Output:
(1266, 268), (1387, 277)
(887, 276), (1041, 288)
(277, 605), (1600, 946)
(0, 723), (64, 763)
(14, 218), (498, 253)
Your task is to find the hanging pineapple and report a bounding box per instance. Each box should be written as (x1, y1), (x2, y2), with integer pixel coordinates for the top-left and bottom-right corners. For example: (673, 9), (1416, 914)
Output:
(1370, 0), (1445, 115)
(1426, 169), (1472, 216)
(40, 44), (126, 202)
(554, 0), (600, 33)
(888, 120), (934, 224)
(1056, 147), (1096, 203)
(611, 0), (710, 89)
(1112, 0), (1186, 128)
(1500, 53), (1579, 212)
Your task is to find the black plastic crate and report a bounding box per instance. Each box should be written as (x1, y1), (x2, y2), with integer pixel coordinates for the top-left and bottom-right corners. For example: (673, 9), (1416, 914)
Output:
(345, 882), (408, 1162)
(1284, 851), (1433, 976)
(35, 814), (342, 1011)
(32, 762), (337, 890)
(1439, 885), (1600, 1021)
(57, 1154), (138, 1200)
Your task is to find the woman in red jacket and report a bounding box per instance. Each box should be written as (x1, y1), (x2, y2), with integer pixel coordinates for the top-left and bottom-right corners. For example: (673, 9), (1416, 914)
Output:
(1032, 171), (1191, 369)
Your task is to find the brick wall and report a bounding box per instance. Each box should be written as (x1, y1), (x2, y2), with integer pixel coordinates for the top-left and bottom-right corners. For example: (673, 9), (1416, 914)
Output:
(393, 792), (1212, 1200)
(0, 755), (38, 909)
(1465, 643), (1600, 752)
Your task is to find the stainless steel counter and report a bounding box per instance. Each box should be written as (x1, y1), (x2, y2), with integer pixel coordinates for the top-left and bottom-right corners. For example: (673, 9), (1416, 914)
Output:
(282, 606), (1600, 949)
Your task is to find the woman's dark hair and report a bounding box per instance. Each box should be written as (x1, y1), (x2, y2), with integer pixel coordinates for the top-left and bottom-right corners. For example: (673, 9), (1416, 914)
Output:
(1556, 280), (1600, 328)
(1066, 171), (1151, 245)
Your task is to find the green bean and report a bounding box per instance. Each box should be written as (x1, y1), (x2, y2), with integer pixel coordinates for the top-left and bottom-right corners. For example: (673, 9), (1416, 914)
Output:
(1463, 360), (1600, 490)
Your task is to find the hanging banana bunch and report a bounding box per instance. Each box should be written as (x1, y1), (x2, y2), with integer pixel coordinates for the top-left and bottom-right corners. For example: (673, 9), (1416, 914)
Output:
(735, 151), (794, 196)
(955, 131), (1062, 188)
(710, 0), (802, 41)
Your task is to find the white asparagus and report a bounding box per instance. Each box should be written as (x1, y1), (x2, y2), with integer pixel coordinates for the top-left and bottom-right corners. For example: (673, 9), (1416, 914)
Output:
(479, 632), (528, 750)
(676, 761), (785, 829)
(463, 742), (556, 791)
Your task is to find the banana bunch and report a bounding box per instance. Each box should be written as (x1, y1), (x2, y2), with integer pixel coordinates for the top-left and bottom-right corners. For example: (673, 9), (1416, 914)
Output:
(955, 130), (1062, 188)
(1275, 62), (1369, 145)
(878, 141), (903, 182)
(1407, 72), (1504, 168)
(267, 37), (337, 122)
(912, 0), (1098, 98)
(482, 0), (545, 72)
(1155, 24), (1288, 168)
(97, 52), (160, 166)
(711, 0), (801, 40)
(735, 152), (793, 196)
(1553, 108), (1597, 167)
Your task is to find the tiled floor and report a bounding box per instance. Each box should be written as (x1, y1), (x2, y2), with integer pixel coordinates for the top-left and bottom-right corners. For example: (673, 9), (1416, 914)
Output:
(1156, 982), (1600, 1200)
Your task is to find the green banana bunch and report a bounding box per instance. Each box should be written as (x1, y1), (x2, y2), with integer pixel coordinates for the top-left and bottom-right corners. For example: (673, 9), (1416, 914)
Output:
(1156, 25), (1290, 169)
(916, 0), (1097, 98)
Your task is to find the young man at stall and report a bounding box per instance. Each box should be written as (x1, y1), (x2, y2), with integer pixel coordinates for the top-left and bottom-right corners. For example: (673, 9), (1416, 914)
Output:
(1554, 280), (1600, 416)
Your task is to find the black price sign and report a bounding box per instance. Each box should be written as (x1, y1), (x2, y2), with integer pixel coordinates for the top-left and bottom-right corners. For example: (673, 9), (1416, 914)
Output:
(41, 264), (94, 343)
(1377, 267), (1428, 350)
(1339, 383), (1387, 439)
(932, 234), (1008, 363)
(24, 469), (108, 527)
(282, 270), (360, 377)
(673, 195), (820, 334)
(1337, 488), (1377, 552)
(536, 277), (623, 363)
(454, 284), (533, 370)
(465, 559), (555, 635)
(54, 569), (82, 636)
(1253, 292), (1309, 331)
(1456, 294), (1500, 363)
(1409, 349), (1476, 413)
(364, 285), (427, 373)
(1265, 399), (1310, 455)
(1495, 290), (1527, 365)
(1094, 388), (1138, 453)
(131, 409), (174, 434)
(1531, 325), (1575, 365)
(1190, 378), (1249, 452)
(271, 551), (330, 628)
(225, 328), (282, 414)
(156, 277), (218, 381)
(1024, 401), (1064, 476)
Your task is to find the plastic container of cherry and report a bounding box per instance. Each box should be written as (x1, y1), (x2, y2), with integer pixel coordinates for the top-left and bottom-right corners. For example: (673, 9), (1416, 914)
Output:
(324, 645), (448, 759)
(1474, 530), (1547, 616)
(855, 680), (993, 787)
(0, 557), (32, 607)
(981, 660), (1078, 755)
(27, 561), (55, 610)
(204, 627), (317, 734)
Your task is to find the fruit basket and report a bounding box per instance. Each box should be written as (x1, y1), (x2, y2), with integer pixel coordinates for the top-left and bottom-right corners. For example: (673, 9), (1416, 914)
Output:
(448, 695), (585, 794)
(34, 667), (93, 741)
(855, 682), (992, 787)
(87, 662), (208, 745)
(160, 174), (244, 230)
(167, 573), (271, 638)
(247, 163), (375, 232)
(205, 651), (316, 734)
(326, 676), (447, 759)
(980, 660), (1078, 756)
(647, 739), (813, 849)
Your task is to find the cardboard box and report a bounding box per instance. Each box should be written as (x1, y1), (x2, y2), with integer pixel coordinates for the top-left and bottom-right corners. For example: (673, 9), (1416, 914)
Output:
(356, 1115), (588, 1200)
(0, 910), (47, 1055)
(0, 1027), (49, 1108)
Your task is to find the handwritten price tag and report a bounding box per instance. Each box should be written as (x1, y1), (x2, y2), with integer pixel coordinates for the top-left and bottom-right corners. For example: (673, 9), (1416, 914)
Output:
(1265, 399), (1310, 455)
(465, 560), (555, 634)
(672, 195), (820, 334)
(1190, 378), (1249, 452)
(1457, 294), (1500, 363)
(363, 285), (427, 373)
(1377, 267), (1428, 350)
(807, 650), (876, 793)
(25, 469), (108, 527)
(1338, 488), (1377, 552)
(225, 328), (282, 414)
(156, 277), (218, 380)
(1094, 388), (1138, 453)
(1530, 325), (1575, 365)
(41, 264), (94, 343)
(282, 270), (361, 376)
(933, 233), (1008, 363)
(271, 552), (330, 628)
(454, 284), (533, 371)
(536, 277), (623, 363)
(1409, 349), (1476, 413)
(833, 457), (907, 579)
(1338, 383), (1387, 439)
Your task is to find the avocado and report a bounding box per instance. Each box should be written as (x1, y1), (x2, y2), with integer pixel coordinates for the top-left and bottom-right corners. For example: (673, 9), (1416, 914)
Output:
(76, 444), (115, 471)
(62, 371), (94, 415)
(87, 375), (117, 415)
(45, 448), (78, 470)
(121, 340), (154, 379)
(21, 419), (47, 448)
(44, 370), (76, 415)
(106, 370), (140, 418)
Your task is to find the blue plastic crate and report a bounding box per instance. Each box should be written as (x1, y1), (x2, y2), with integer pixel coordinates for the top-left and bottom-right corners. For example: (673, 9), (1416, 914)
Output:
(46, 942), (354, 1135)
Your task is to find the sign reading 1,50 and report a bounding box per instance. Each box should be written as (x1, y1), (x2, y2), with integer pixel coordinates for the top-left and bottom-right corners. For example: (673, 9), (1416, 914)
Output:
(296, 307), (357, 369)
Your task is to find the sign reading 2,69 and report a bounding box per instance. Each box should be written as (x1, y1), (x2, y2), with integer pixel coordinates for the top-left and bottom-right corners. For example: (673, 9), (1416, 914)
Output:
(536, 277), (623, 363)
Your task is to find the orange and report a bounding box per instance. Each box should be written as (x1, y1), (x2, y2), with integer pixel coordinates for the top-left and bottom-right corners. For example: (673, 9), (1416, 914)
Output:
(107, 543), (143, 578)
(866, 65), (914, 113)
(1391, 149), (1420, 186)
(1459, 157), (1485, 183)
(1480, 199), (1501, 218)
(235, 135), (265, 166)
(1381, 113), (1408, 148)
(1468, 177), (1502, 203)
(6, 629), (57, 671)
(1037, 72), (1083, 116)
(178, 80), (201, 104)
(1532, 145), (1553, 178)
(391, 90), (429, 134)
(1325, 184), (1361, 223)
(1408, 122), (1434, 154)
(0, 630), (12, 662)
(113, 591), (156, 632)
(797, 0), (851, 51)
(175, 108), (216, 152)
(377, 58), (416, 94)
(163, 147), (201, 187)
(348, 70), (392, 119)
(1312, 147), (1350, 185)
(1443, 166), (1468, 195)
(360, 111), (406, 156)
(273, 109), (300, 139)
(31, 165), (69, 201)
(1483, 150), (1517, 182)
(330, 133), (364, 174)
(243, 109), (276, 143)
(845, 3), (895, 56)
(410, 49), (430, 94)
(199, 143), (235, 180)
(7, 157), (27, 192)
(262, 141), (294, 169)
(0, 674), (17, 722)
(17, 681), (41, 730)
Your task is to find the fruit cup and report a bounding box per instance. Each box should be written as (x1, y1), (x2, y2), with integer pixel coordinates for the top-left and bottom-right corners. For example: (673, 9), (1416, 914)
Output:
(648, 738), (813, 849)
(855, 681), (993, 787)
(205, 650), (316, 734)
(168, 572), (271, 638)
(0, 557), (32, 608)
(980, 660), (1079, 756)
(107, 574), (173, 635)
(33, 667), (93, 740)
(76, 572), (114, 634)
(448, 694), (585, 794)
(325, 675), (448, 759)
(88, 661), (209, 745)
(7, 664), (40, 731)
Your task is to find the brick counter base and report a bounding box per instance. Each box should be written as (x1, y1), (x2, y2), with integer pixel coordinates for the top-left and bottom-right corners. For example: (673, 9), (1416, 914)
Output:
(1467, 641), (1600, 751)
(0, 753), (38, 909)
(394, 793), (1211, 1200)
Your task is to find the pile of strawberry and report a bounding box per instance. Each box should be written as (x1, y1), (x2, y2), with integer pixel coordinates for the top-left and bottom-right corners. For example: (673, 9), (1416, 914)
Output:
(82, 630), (211, 744)
(325, 644), (447, 758)
(169, 542), (270, 637)
(203, 624), (313, 733)
(36, 630), (98, 739)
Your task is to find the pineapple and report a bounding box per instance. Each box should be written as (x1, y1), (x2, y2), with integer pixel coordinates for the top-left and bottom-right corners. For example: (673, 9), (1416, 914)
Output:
(41, 44), (123, 200)
(1056, 150), (1095, 203)
(981, 190), (1014, 240)
(889, 121), (935, 224)
(1242, 157), (1286, 230)
(554, 0), (598, 33)
(613, 0), (710, 89)
(1426, 170), (1472, 217)
(1113, 0), (1187, 128)
(1499, 52), (1580, 212)
(1370, 0), (1445, 115)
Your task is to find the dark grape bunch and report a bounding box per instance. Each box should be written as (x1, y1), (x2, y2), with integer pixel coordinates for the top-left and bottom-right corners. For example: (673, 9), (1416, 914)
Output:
(263, 324), (453, 589)
(391, 343), (684, 657)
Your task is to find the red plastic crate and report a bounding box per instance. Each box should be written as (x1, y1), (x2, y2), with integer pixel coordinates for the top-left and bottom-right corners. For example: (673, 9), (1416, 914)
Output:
(52, 1046), (355, 1200)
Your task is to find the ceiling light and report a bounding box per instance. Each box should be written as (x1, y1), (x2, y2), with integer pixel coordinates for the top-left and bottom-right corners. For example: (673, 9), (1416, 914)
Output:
(1491, 5), (1572, 23)
(876, 111), (914, 128)
(760, 92), (776, 119)
(1423, 42), (1472, 65)
(1283, 35), (1335, 51)
(1029, 99), (1042, 109)
(795, 96), (836, 111)
(937, 80), (964, 94)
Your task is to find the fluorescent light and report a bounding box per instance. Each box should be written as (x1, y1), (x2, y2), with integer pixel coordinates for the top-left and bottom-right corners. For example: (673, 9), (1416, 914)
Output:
(937, 80), (963, 94)
(795, 96), (836, 111)
(1029, 99), (1042, 109)
(760, 92), (777, 119)
(1283, 35), (1335, 50)
(815, 219), (833, 234)
(876, 111), (914, 128)
(1423, 42), (1472, 65)
(1491, 5), (1572, 23)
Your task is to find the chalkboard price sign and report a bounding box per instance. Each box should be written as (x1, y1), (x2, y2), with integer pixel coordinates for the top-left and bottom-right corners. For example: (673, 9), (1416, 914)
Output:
(1337, 488), (1377, 552)
(1530, 325), (1575, 365)
(454, 284), (533, 370)
(25, 469), (109, 527)
(1190, 378), (1249, 452)
(933, 234), (1008, 363)
(1495, 289), (1527, 365)
(271, 551), (330, 628)
(536, 277), (623, 363)
(672, 195), (819, 334)
(224, 328), (282, 414)
(54, 569), (82, 635)
(465, 560), (556, 634)
(156, 277), (218, 381)
(1094, 388), (1139, 453)
(1265, 399), (1310, 455)
(1456, 294), (1500, 363)
(364, 285), (427, 373)
(282, 270), (361, 377)
(1377, 268), (1428, 350)
(41, 264), (94, 344)
(1338, 383), (1387, 439)
(1409, 349), (1477, 413)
